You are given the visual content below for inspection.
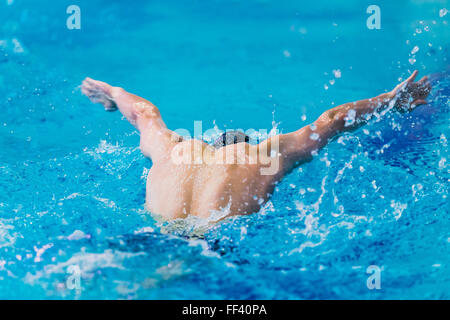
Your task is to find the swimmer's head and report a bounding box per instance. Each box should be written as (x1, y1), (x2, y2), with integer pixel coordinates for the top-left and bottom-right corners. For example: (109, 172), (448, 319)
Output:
(212, 131), (250, 148)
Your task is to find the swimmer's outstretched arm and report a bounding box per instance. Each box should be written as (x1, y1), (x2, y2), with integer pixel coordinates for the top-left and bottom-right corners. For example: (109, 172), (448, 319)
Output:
(262, 70), (431, 171)
(81, 78), (180, 162)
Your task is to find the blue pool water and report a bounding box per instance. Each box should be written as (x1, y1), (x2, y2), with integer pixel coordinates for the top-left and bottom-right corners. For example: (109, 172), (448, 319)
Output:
(0, 0), (449, 299)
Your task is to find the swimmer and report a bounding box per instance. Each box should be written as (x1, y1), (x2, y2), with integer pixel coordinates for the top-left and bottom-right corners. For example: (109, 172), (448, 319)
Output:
(81, 70), (431, 220)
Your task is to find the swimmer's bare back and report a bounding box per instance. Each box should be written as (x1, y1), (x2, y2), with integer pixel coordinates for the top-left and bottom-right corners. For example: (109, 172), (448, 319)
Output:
(81, 71), (431, 221)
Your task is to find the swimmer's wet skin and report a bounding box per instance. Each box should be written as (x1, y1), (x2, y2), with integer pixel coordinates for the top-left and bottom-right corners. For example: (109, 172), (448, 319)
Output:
(81, 71), (431, 221)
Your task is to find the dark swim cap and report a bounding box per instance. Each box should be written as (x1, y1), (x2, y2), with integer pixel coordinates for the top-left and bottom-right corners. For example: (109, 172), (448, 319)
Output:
(213, 131), (250, 148)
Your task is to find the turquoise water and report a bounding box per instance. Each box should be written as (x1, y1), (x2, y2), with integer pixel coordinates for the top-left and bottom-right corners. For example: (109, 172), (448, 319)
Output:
(0, 0), (449, 299)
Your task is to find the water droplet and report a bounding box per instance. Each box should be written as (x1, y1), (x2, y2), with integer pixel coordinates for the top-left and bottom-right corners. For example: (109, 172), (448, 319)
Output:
(309, 133), (320, 140)
(438, 158), (446, 169)
(440, 133), (448, 146)
(333, 69), (341, 78)
(344, 109), (356, 127)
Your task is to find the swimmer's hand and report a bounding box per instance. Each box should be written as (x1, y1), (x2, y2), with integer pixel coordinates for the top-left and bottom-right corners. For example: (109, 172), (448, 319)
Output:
(389, 70), (431, 112)
(81, 77), (118, 111)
